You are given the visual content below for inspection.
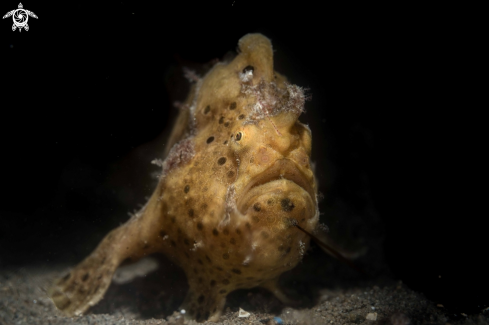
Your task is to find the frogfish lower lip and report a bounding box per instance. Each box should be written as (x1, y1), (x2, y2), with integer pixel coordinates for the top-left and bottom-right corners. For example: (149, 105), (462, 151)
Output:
(237, 159), (315, 215)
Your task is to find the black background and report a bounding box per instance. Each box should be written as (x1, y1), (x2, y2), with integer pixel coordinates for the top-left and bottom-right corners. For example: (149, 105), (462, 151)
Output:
(0, 0), (486, 319)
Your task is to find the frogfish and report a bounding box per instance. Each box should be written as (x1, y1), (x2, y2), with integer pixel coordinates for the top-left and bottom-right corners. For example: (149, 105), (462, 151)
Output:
(49, 33), (320, 322)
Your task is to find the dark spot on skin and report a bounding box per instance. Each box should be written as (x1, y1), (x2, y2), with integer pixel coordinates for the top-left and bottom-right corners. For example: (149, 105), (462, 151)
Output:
(238, 114), (245, 120)
(213, 229), (219, 236)
(243, 65), (254, 74)
(229, 102), (237, 110)
(236, 228), (241, 235)
(62, 273), (71, 282)
(210, 280), (216, 287)
(232, 269), (242, 274)
(184, 252), (190, 258)
(170, 240), (176, 247)
(281, 198), (295, 212)
(198, 259), (203, 265)
(184, 185), (190, 193)
(252, 216), (260, 223)
(143, 244), (149, 249)
(206, 136), (214, 144)
(261, 231), (269, 239)
(197, 222), (204, 230)
(206, 255), (212, 263)
(204, 105), (210, 114)
(194, 268), (198, 274)
(222, 279), (230, 285)
(82, 273), (89, 282)
(223, 253), (229, 260)
(278, 245), (284, 251)
(216, 266), (223, 271)
(219, 289), (227, 294)
(188, 209), (194, 218)
(198, 277), (203, 284)
(219, 116), (224, 124)
(205, 311), (210, 319)
(286, 246), (292, 254)
(224, 122), (230, 127)
(184, 239), (190, 246)
(246, 222), (251, 229)
(246, 277), (254, 280)
(267, 199), (274, 205)
(253, 203), (261, 211)
(227, 170), (235, 178)
(230, 238), (236, 245)
(223, 229), (229, 235)
(170, 216), (176, 223)
(198, 295), (205, 304)
(218, 157), (227, 165)
(223, 140), (228, 145)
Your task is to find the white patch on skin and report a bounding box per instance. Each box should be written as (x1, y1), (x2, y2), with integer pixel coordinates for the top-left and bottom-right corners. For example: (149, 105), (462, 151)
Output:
(189, 79), (203, 115)
(299, 240), (306, 256)
(160, 137), (195, 178)
(239, 69), (253, 82)
(251, 242), (258, 251)
(191, 240), (203, 251)
(307, 207), (320, 230)
(242, 255), (252, 266)
(151, 159), (164, 167)
(220, 185), (237, 228)
(183, 68), (200, 83)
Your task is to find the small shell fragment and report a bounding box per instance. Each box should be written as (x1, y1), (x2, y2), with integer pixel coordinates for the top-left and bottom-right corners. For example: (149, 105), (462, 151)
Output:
(366, 312), (378, 321)
(238, 307), (250, 318)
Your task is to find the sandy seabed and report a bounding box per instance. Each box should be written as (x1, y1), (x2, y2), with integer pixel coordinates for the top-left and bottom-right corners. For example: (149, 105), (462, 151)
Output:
(1, 256), (488, 325)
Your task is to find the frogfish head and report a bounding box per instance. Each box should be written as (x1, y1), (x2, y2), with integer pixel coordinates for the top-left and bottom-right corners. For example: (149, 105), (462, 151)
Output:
(163, 33), (318, 276)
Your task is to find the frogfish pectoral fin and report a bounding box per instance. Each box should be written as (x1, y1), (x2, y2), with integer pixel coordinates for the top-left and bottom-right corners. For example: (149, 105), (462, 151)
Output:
(49, 194), (165, 316)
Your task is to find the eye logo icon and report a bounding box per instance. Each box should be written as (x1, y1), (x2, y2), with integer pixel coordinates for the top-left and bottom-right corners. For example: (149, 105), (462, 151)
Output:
(3, 3), (38, 32)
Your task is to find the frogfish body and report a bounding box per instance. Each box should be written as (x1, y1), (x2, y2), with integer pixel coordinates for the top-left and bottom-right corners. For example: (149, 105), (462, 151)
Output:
(49, 33), (319, 322)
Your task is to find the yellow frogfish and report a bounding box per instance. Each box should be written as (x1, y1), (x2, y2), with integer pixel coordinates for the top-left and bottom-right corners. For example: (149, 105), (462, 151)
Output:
(49, 33), (319, 322)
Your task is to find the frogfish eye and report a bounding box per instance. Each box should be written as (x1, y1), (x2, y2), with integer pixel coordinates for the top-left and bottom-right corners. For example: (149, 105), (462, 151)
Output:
(235, 132), (243, 141)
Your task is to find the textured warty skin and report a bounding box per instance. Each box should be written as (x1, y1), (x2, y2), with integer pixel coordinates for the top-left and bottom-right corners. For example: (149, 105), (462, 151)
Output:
(49, 33), (318, 322)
